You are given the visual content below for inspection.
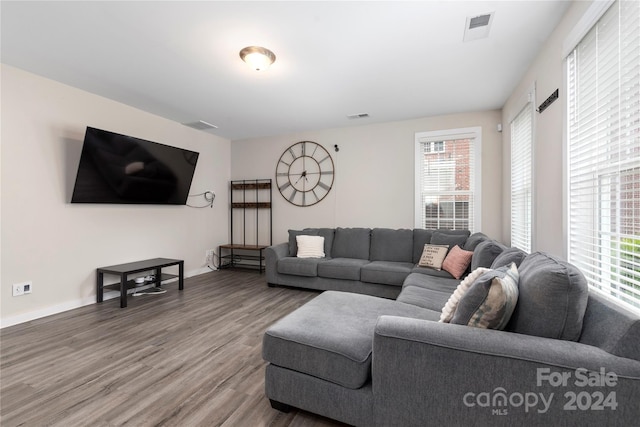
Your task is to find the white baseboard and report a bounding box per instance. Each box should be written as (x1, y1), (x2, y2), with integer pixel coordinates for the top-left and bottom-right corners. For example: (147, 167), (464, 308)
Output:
(0, 268), (213, 329)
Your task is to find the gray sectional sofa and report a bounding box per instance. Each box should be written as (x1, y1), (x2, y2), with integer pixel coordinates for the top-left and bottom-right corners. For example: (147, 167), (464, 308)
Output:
(266, 227), (504, 299)
(263, 230), (640, 426)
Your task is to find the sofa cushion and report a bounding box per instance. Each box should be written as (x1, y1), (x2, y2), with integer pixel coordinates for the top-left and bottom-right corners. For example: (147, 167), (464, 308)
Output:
(296, 235), (325, 258)
(418, 244), (449, 269)
(293, 228), (335, 257)
(331, 228), (371, 260)
(463, 232), (490, 251)
(430, 231), (468, 250)
(262, 291), (439, 389)
(507, 252), (588, 341)
(440, 267), (491, 322)
(412, 229), (470, 263)
(317, 258), (369, 280)
(491, 247), (527, 269)
(450, 263), (519, 330)
(412, 229), (434, 263)
(411, 265), (457, 279)
(361, 261), (413, 286)
(470, 240), (507, 271)
(397, 285), (452, 311)
(288, 229), (318, 256)
(398, 273), (461, 311)
(370, 228), (413, 262)
(309, 228), (336, 258)
(277, 257), (325, 277)
(578, 292), (640, 361)
(442, 245), (474, 279)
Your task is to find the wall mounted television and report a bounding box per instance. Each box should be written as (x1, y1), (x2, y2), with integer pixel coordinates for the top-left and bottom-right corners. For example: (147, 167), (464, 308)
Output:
(71, 127), (199, 204)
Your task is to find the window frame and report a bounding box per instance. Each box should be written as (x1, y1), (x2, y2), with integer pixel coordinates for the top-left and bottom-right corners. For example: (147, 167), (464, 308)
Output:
(414, 127), (482, 231)
(509, 85), (536, 253)
(564, 0), (640, 313)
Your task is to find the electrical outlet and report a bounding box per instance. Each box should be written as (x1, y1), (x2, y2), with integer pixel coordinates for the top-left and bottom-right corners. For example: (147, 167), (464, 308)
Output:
(13, 281), (32, 296)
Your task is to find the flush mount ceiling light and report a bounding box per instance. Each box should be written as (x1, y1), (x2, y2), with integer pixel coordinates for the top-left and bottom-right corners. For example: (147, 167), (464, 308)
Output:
(239, 46), (276, 71)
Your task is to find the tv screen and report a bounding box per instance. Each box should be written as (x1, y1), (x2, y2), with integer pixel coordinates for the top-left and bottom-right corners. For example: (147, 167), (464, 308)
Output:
(71, 127), (199, 204)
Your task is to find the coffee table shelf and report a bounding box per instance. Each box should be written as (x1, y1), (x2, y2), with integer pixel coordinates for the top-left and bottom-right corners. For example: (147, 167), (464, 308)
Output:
(97, 258), (184, 308)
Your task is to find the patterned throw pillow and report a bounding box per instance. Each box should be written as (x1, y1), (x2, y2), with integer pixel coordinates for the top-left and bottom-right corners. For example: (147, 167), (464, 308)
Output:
(440, 267), (490, 323)
(451, 263), (520, 330)
(442, 245), (474, 279)
(296, 235), (325, 258)
(418, 244), (449, 270)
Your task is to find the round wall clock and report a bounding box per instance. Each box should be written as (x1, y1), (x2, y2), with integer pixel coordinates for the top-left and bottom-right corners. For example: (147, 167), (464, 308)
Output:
(276, 141), (335, 207)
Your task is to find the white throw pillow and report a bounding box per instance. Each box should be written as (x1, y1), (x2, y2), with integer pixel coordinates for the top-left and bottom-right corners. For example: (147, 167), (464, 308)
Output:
(418, 244), (449, 269)
(440, 267), (490, 323)
(296, 235), (325, 258)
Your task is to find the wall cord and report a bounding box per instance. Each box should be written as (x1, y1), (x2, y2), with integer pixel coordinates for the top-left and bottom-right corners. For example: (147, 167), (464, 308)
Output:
(187, 191), (215, 208)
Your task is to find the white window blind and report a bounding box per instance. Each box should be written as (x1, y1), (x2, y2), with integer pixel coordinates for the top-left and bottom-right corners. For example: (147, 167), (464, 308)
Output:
(567, 0), (640, 311)
(511, 101), (533, 252)
(415, 129), (479, 231)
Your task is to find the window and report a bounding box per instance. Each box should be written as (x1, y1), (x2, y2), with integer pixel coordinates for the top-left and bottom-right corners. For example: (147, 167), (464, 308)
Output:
(415, 127), (481, 231)
(566, 0), (640, 311)
(510, 96), (534, 252)
(424, 140), (446, 153)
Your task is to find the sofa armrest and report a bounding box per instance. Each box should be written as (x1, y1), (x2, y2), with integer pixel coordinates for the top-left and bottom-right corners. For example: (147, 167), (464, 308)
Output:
(265, 242), (289, 284)
(372, 316), (640, 426)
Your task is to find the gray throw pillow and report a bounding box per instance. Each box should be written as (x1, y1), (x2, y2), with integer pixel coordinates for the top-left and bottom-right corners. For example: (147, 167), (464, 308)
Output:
(451, 263), (519, 330)
(507, 252), (588, 341)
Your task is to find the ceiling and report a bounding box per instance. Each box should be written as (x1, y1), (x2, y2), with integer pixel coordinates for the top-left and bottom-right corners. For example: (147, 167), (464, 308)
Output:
(1, 1), (571, 141)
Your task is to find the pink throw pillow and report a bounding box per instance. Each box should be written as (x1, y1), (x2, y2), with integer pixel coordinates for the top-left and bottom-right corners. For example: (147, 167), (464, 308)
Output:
(442, 245), (474, 279)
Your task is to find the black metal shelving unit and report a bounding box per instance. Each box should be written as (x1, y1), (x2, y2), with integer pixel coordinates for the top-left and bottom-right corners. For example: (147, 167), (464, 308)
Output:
(219, 179), (272, 272)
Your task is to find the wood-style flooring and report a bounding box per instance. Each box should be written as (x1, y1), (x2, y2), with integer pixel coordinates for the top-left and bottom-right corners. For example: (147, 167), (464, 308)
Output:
(1, 270), (347, 427)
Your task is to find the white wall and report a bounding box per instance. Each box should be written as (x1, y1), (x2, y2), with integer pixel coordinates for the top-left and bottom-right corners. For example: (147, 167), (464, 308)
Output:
(1, 65), (231, 327)
(501, 0), (592, 258)
(231, 110), (503, 244)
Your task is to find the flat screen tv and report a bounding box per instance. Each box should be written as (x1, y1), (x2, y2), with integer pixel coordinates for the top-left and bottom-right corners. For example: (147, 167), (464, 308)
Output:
(71, 127), (199, 204)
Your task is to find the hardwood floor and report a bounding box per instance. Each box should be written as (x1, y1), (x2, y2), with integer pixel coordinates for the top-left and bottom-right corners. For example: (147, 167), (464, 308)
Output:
(0, 270), (348, 427)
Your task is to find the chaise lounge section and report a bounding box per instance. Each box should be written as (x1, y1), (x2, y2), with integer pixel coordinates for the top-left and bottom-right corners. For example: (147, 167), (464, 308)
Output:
(263, 248), (640, 426)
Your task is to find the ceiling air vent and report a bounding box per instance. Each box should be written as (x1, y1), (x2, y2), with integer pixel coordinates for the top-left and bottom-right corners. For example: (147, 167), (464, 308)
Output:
(347, 113), (370, 120)
(469, 14), (491, 29)
(464, 12), (494, 42)
(183, 120), (219, 131)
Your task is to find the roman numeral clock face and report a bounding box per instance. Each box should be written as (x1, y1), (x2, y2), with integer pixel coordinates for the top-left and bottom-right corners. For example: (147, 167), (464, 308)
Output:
(276, 141), (335, 207)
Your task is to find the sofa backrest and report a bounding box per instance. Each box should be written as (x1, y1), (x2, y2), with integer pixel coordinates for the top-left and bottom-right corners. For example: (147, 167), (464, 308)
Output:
(469, 240), (507, 271)
(507, 252), (589, 342)
(578, 292), (640, 362)
(331, 227), (371, 259)
(288, 228), (335, 257)
(370, 228), (413, 263)
(490, 247), (527, 269)
(412, 229), (471, 264)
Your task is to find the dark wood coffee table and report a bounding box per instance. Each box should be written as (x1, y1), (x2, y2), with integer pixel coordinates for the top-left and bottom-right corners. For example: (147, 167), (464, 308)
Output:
(97, 258), (184, 308)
